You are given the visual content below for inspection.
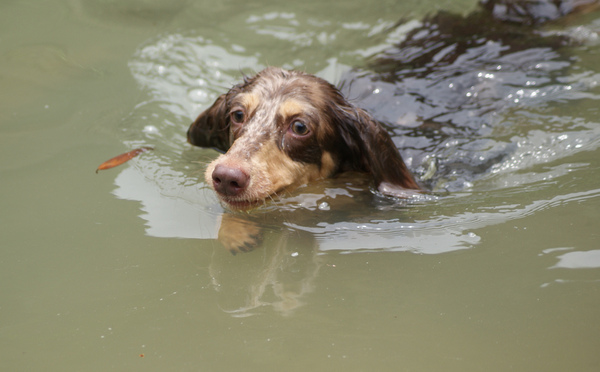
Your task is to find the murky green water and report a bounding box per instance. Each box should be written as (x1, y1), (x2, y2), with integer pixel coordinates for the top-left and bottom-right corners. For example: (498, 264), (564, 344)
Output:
(1, 0), (600, 371)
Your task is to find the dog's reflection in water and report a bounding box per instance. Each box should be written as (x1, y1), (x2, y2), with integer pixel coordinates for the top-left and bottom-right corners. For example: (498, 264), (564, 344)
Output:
(207, 218), (324, 316)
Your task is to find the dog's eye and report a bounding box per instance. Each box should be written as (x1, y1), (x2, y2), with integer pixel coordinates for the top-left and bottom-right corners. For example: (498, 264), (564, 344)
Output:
(230, 110), (245, 124)
(290, 120), (309, 136)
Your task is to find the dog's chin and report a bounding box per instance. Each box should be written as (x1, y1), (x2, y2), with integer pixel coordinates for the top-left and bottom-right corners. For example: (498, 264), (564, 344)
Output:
(218, 196), (265, 211)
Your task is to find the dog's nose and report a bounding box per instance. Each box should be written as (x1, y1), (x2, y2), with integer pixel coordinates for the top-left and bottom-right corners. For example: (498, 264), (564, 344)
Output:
(211, 164), (249, 196)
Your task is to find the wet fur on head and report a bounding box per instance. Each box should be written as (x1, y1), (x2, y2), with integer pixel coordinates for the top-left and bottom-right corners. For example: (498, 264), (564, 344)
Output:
(187, 67), (420, 209)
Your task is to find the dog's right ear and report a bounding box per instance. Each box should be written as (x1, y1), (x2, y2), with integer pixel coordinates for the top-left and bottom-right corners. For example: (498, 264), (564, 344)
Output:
(331, 104), (420, 190)
(187, 94), (231, 152)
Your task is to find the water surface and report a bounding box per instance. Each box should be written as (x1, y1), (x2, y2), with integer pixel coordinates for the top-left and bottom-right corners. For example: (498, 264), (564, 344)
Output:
(1, 0), (600, 371)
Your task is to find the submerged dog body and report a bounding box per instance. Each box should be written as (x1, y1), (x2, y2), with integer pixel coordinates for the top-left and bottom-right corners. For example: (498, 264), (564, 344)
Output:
(187, 67), (419, 209)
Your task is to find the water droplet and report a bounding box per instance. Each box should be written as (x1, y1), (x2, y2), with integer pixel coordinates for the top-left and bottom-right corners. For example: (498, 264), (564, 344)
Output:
(318, 202), (330, 211)
(143, 125), (159, 135)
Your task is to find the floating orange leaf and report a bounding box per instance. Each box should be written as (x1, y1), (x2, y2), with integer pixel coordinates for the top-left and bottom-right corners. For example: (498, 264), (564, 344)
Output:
(96, 147), (153, 173)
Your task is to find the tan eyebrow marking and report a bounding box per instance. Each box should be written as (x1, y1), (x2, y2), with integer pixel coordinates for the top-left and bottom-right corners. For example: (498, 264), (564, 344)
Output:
(239, 93), (260, 112)
(278, 99), (307, 119)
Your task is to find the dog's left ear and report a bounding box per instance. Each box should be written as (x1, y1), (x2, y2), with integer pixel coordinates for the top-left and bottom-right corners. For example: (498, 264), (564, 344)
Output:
(187, 94), (231, 152)
(332, 105), (420, 196)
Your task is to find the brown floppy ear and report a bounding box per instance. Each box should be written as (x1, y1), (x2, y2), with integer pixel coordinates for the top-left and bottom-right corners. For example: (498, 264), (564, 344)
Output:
(332, 105), (420, 195)
(187, 94), (231, 152)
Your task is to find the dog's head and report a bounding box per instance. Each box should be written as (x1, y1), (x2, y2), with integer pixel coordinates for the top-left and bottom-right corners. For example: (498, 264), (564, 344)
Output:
(187, 67), (419, 210)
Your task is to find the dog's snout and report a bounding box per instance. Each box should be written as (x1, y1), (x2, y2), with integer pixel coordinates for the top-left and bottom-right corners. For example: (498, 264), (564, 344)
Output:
(212, 164), (249, 197)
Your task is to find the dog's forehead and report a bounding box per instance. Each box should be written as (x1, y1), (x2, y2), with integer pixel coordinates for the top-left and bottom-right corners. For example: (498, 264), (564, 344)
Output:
(236, 93), (316, 125)
(260, 78), (323, 111)
(243, 72), (325, 105)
